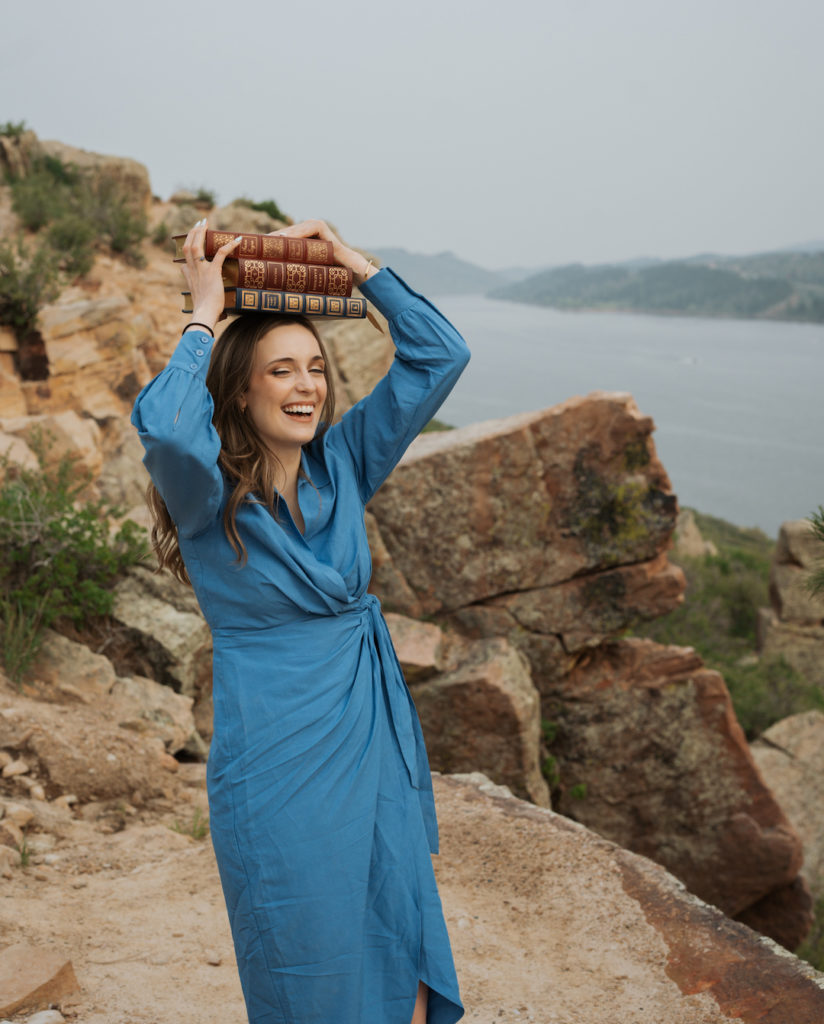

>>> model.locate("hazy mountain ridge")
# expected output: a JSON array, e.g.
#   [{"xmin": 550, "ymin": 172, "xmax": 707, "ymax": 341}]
[
  {"xmin": 490, "ymin": 248, "xmax": 824, "ymax": 323},
  {"xmin": 369, "ymin": 247, "xmax": 538, "ymax": 295},
  {"xmin": 372, "ymin": 243, "xmax": 824, "ymax": 321}
]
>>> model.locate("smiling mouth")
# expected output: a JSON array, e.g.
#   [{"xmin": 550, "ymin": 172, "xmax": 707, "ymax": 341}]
[{"xmin": 282, "ymin": 404, "xmax": 315, "ymax": 420}]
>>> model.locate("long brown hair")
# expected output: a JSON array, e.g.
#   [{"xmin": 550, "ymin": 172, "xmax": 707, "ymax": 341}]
[{"xmin": 147, "ymin": 314, "xmax": 336, "ymax": 583}]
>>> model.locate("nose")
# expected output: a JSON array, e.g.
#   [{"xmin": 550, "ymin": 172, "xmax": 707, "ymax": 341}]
[{"xmin": 295, "ymin": 368, "xmax": 316, "ymax": 392}]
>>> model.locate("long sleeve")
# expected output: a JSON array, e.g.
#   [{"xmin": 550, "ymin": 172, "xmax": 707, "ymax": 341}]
[
  {"xmin": 130, "ymin": 329, "xmax": 224, "ymax": 538},
  {"xmin": 324, "ymin": 268, "xmax": 470, "ymax": 505}
]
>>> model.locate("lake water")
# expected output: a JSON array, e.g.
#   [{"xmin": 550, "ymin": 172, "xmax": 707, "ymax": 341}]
[{"xmin": 434, "ymin": 295, "xmax": 824, "ymax": 538}]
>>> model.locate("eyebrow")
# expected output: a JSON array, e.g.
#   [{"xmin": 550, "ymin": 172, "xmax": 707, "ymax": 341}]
[{"xmin": 263, "ymin": 355, "xmax": 325, "ymax": 369}]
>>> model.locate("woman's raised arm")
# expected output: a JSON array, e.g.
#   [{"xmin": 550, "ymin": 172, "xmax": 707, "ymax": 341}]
[
  {"xmin": 131, "ymin": 223, "xmax": 242, "ymax": 538},
  {"xmin": 274, "ymin": 219, "xmax": 470, "ymax": 505}
]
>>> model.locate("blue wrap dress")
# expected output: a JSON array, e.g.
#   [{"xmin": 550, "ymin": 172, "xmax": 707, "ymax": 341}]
[{"xmin": 131, "ymin": 268, "xmax": 469, "ymax": 1024}]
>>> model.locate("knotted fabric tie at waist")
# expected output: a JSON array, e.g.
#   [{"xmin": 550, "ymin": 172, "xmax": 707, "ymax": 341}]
[{"xmin": 357, "ymin": 593, "xmax": 421, "ymax": 789}]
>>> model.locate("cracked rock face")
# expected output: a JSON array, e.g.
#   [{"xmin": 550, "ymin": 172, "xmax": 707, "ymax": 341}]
[{"xmin": 367, "ymin": 394, "xmax": 807, "ymax": 948}]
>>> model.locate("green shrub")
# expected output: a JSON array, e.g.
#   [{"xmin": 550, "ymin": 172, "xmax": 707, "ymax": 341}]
[
  {"xmin": 46, "ymin": 213, "xmax": 97, "ymax": 277},
  {"xmin": 172, "ymin": 807, "xmax": 209, "ymax": 840},
  {"xmin": 194, "ymin": 187, "xmax": 216, "ymax": 206},
  {"xmin": 81, "ymin": 176, "xmax": 147, "ymax": 263},
  {"xmin": 0, "ymin": 238, "xmax": 61, "ymax": 334},
  {"xmin": 0, "ymin": 431, "xmax": 148, "ymax": 682},
  {"xmin": 808, "ymin": 506, "xmax": 824, "ymax": 597},
  {"xmin": 10, "ymin": 153, "xmax": 147, "ymax": 265},
  {"xmin": 152, "ymin": 219, "xmax": 171, "ymax": 248},
  {"xmin": 0, "ymin": 120, "xmax": 27, "ymax": 139},
  {"xmin": 234, "ymin": 196, "xmax": 288, "ymax": 222},
  {"xmin": 635, "ymin": 515, "xmax": 824, "ymax": 738},
  {"xmin": 9, "ymin": 156, "xmax": 78, "ymax": 231}
]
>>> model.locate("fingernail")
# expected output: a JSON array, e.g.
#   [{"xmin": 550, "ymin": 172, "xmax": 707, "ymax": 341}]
[{"xmin": 234, "ymin": 235, "xmax": 243, "ymax": 242}]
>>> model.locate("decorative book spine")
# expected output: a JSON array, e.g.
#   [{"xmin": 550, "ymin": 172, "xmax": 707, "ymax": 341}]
[
  {"xmin": 182, "ymin": 289, "xmax": 367, "ymax": 319},
  {"xmin": 223, "ymin": 259, "xmax": 353, "ymax": 297},
  {"xmin": 173, "ymin": 231, "xmax": 335, "ymax": 265}
]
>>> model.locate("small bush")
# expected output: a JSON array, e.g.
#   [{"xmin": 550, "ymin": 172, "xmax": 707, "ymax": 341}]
[
  {"xmin": 152, "ymin": 219, "xmax": 171, "ymax": 248},
  {"xmin": 46, "ymin": 213, "xmax": 97, "ymax": 277},
  {"xmin": 0, "ymin": 120, "xmax": 27, "ymax": 139},
  {"xmin": 233, "ymin": 196, "xmax": 288, "ymax": 222},
  {"xmin": 0, "ymin": 238, "xmax": 61, "ymax": 335},
  {"xmin": 0, "ymin": 431, "xmax": 148, "ymax": 682},
  {"xmin": 82, "ymin": 176, "xmax": 147, "ymax": 263},
  {"xmin": 808, "ymin": 506, "xmax": 824, "ymax": 597},
  {"xmin": 172, "ymin": 807, "xmax": 209, "ymax": 840},
  {"xmin": 635, "ymin": 513, "xmax": 824, "ymax": 738},
  {"xmin": 11, "ymin": 153, "xmax": 147, "ymax": 263},
  {"xmin": 9, "ymin": 156, "xmax": 78, "ymax": 231},
  {"xmin": 185, "ymin": 186, "xmax": 216, "ymax": 207}
]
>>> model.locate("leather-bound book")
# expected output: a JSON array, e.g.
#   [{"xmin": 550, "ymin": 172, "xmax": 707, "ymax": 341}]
[
  {"xmin": 173, "ymin": 231, "xmax": 335, "ymax": 265},
  {"xmin": 222, "ymin": 259, "xmax": 353, "ymax": 296},
  {"xmin": 182, "ymin": 288, "xmax": 367, "ymax": 319}
]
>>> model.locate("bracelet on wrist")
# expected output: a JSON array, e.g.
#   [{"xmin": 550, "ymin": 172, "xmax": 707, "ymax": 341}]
[{"xmin": 183, "ymin": 321, "xmax": 215, "ymax": 337}]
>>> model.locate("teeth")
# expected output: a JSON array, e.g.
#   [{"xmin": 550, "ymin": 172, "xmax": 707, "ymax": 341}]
[{"xmin": 283, "ymin": 405, "xmax": 314, "ymax": 414}]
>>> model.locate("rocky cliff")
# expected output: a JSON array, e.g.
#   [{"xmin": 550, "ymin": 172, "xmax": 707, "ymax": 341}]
[{"xmin": 0, "ymin": 131, "xmax": 821, "ymax": 1017}]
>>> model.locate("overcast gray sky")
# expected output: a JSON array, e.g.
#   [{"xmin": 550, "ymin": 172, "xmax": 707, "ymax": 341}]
[{"xmin": 3, "ymin": 0, "xmax": 822, "ymax": 269}]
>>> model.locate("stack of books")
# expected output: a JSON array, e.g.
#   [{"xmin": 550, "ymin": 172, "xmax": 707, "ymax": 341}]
[{"xmin": 175, "ymin": 230, "xmax": 368, "ymax": 319}]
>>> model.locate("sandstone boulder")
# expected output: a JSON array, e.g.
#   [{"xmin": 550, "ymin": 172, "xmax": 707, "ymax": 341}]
[
  {"xmin": 0, "ymin": 683, "xmax": 177, "ymax": 805},
  {"xmin": 0, "ymin": 369, "xmax": 26, "ymax": 416},
  {"xmin": 757, "ymin": 521, "xmax": 824, "ymax": 692},
  {"xmin": 769, "ymin": 520, "xmax": 824, "ymax": 624},
  {"xmin": 110, "ymin": 567, "xmax": 213, "ymax": 740},
  {"xmin": 0, "ymin": 429, "xmax": 38, "ymax": 476},
  {"xmin": 413, "ymin": 638, "xmax": 549, "ymax": 806},
  {"xmin": 39, "ymin": 138, "xmax": 152, "ymax": 211},
  {"xmin": 0, "ymin": 943, "xmax": 79, "ymax": 1017},
  {"xmin": 110, "ymin": 674, "xmax": 196, "ymax": 755},
  {"xmin": 435, "ymin": 775, "xmax": 824, "ymax": 1024},
  {"xmin": 368, "ymin": 392, "xmax": 678, "ymax": 615},
  {"xmin": 0, "ymin": 409, "xmax": 103, "ymax": 479},
  {"xmin": 542, "ymin": 636, "xmax": 808, "ymax": 946},
  {"xmin": 674, "ymin": 506, "xmax": 718, "ymax": 558},
  {"xmin": 28, "ymin": 631, "xmax": 116, "ymax": 704},
  {"xmin": 0, "ymin": 129, "xmax": 41, "ymax": 180},
  {"xmin": 757, "ymin": 610, "xmax": 824, "ymax": 691},
  {"xmin": 28, "ymin": 295, "xmax": 152, "ymax": 419},
  {"xmin": 384, "ymin": 613, "xmax": 447, "ymax": 683},
  {"xmin": 751, "ymin": 710, "xmax": 824, "ymax": 902}
]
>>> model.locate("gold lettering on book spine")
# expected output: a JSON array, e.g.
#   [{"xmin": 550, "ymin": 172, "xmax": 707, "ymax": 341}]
[
  {"xmin": 286, "ymin": 239, "xmax": 304, "ymax": 262},
  {"xmin": 307, "ymin": 267, "xmax": 325, "ymax": 293},
  {"xmin": 262, "ymin": 292, "xmax": 283, "ymax": 311}
]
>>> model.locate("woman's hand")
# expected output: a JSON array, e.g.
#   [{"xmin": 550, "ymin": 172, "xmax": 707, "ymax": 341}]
[
  {"xmin": 180, "ymin": 219, "xmax": 243, "ymax": 330},
  {"xmin": 268, "ymin": 219, "xmax": 376, "ymax": 286}
]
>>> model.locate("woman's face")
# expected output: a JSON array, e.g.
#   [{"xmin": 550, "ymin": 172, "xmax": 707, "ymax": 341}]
[{"xmin": 241, "ymin": 323, "xmax": 328, "ymax": 458}]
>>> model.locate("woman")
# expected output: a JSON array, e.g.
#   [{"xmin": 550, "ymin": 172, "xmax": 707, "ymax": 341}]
[{"xmin": 132, "ymin": 218, "xmax": 470, "ymax": 1024}]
